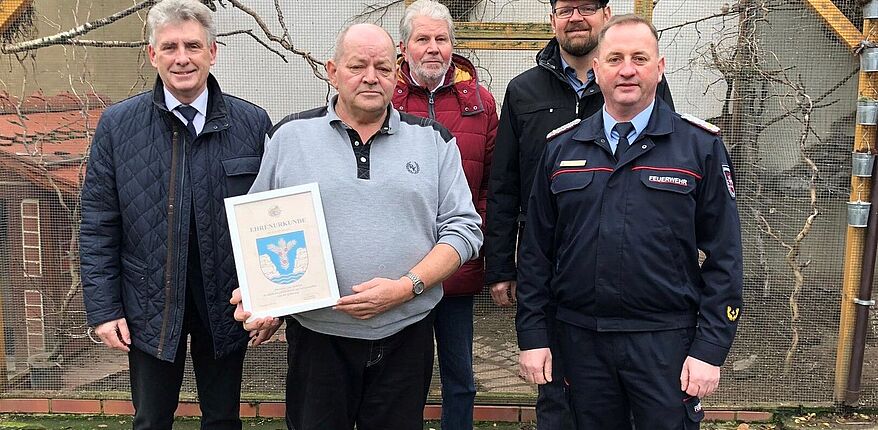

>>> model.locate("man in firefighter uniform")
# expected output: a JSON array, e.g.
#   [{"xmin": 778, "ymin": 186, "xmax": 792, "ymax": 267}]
[{"xmin": 516, "ymin": 14, "xmax": 743, "ymax": 430}]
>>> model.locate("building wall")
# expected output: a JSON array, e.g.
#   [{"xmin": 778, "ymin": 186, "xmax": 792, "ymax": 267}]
[
  {"xmin": 0, "ymin": 183, "xmax": 78, "ymax": 368},
  {"xmin": 2, "ymin": 0, "xmax": 149, "ymax": 103}
]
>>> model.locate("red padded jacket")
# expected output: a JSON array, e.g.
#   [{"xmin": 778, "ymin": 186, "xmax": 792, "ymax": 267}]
[{"xmin": 393, "ymin": 54, "xmax": 498, "ymax": 296}]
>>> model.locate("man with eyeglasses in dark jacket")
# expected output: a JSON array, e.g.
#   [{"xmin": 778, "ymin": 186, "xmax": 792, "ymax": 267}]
[{"xmin": 484, "ymin": 1, "xmax": 674, "ymax": 427}]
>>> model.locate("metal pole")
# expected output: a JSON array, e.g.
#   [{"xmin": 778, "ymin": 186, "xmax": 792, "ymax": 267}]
[{"xmin": 845, "ymin": 157, "xmax": 878, "ymax": 405}]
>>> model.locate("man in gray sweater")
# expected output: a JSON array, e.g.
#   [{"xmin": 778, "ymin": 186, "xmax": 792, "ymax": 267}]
[{"xmin": 231, "ymin": 23, "xmax": 482, "ymax": 430}]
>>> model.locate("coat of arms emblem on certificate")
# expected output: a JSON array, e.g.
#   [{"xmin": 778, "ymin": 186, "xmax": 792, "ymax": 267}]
[{"xmin": 225, "ymin": 183, "xmax": 340, "ymax": 320}]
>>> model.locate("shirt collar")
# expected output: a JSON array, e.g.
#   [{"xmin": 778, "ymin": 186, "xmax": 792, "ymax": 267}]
[
  {"xmin": 327, "ymin": 95, "xmax": 398, "ymax": 135},
  {"xmin": 602, "ymin": 99, "xmax": 656, "ymax": 142},
  {"xmin": 163, "ymin": 86, "xmax": 208, "ymax": 117},
  {"xmin": 559, "ymin": 57, "xmax": 594, "ymax": 95}
]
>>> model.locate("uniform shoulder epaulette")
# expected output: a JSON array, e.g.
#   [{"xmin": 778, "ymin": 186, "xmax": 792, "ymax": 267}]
[
  {"xmin": 680, "ymin": 113, "xmax": 721, "ymax": 135},
  {"xmin": 546, "ymin": 118, "xmax": 581, "ymax": 140}
]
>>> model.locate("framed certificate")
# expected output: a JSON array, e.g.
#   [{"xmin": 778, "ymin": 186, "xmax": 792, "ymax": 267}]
[{"xmin": 225, "ymin": 183, "xmax": 340, "ymax": 321}]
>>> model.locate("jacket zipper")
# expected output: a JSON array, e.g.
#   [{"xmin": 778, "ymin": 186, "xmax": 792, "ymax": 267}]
[
  {"xmin": 540, "ymin": 59, "xmax": 582, "ymax": 116},
  {"xmin": 428, "ymin": 92, "xmax": 436, "ymax": 119},
  {"xmin": 157, "ymin": 125, "xmax": 186, "ymax": 357}
]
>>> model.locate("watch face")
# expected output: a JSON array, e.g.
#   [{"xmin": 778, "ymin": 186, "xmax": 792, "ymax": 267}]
[{"xmin": 413, "ymin": 282, "xmax": 425, "ymax": 295}]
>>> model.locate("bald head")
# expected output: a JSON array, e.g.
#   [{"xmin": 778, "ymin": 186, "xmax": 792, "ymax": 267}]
[
  {"xmin": 333, "ymin": 23, "xmax": 396, "ymax": 63},
  {"xmin": 327, "ymin": 23, "xmax": 398, "ymax": 125}
]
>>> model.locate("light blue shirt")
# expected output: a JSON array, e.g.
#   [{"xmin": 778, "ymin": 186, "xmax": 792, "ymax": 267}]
[
  {"xmin": 560, "ymin": 57, "xmax": 594, "ymax": 97},
  {"xmin": 602, "ymin": 99, "xmax": 656, "ymax": 153},
  {"xmin": 163, "ymin": 87, "xmax": 208, "ymax": 135}
]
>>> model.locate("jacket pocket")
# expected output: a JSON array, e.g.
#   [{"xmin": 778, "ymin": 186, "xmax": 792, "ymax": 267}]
[
  {"xmin": 550, "ymin": 171, "xmax": 593, "ymax": 194},
  {"xmin": 120, "ymin": 253, "xmax": 148, "ymax": 326},
  {"xmin": 638, "ymin": 169, "xmax": 697, "ymax": 194},
  {"xmin": 222, "ymin": 156, "xmax": 262, "ymax": 197}
]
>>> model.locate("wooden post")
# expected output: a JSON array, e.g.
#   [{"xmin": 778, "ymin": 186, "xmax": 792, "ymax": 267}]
[
  {"xmin": 803, "ymin": 0, "xmax": 862, "ymax": 50},
  {"xmin": 0, "ymin": 0, "xmax": 30, "ymax": 32},
  {"xmin": 834, "ymin": 18, "xmax": 878, "ymax": 402},
  {"xmin": 633, "ymin": 0, "xmax": 654, "ymax": 22}
]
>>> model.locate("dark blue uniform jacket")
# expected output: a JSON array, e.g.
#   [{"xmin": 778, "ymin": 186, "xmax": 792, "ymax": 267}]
[
  {"xmin": 80, "ymin": 75, "xmax": 272, "ymax": 362},
  {"xmin": 516, "ymin": 99, "xmax": 743, "ymax": 366}
]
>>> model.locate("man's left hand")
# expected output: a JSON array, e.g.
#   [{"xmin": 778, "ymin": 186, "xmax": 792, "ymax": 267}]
[
  {"xmin": 334, "ymin": 277, "xmax": 411, "ymax": 319},
  {"xmin": 680, "ymin": 356, "xmax": 720, "ymax": 398}
]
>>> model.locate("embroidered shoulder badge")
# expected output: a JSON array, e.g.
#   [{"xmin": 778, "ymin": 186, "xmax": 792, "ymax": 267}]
[
  {"xmin": 727, "ymin": 306, "xmax": 740, "ymax": 322},
  {"xmin": 546, "ymin": 118, "xmax": 581, "ymax": 140},
  {"xmin": 681, "ymin": 113, "xmax": 721, "ymax": 135},
  {"xmin": 722, "ymin": 164, "xmax": 736, "ymax": 199}
]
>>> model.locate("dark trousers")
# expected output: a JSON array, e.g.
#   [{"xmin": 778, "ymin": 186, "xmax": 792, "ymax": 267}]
[
  {"xmin": 434, "ymin": 295, "xmax": 477, "ymax": 430},
  {"xmin": 128, "ymin": 302, "xmax": 246, "ymax": 430},
  {"xmin": 284, "ymin": 313, "xmax": 435, "ymax": 430},
  {"xmin": 558, "ymin": 322, "xmax": 701, "ymax": 430},
  {"xmin": 536, "ymin": 305, "xmax": 574, "ymax": 430},
  {"xmin": 536, "ymin": 378, "xmax": 574, "ymax": 429}
]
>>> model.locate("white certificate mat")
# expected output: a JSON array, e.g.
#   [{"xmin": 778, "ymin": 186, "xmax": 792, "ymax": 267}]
[{"xmin": 225, "ymin": 183, "xmax": 339, "ymax": 321}]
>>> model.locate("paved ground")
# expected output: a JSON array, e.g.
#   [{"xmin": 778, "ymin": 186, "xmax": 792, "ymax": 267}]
[{"xmin": 1, "ymin": 413, "xmax": 878, "ymax": 429}]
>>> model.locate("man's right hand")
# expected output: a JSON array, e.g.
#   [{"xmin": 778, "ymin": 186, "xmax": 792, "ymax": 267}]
[
  {"xmin": 489, "ymin": 281, "xmax": 516, "ymax": 307},
  {"xmin": 94, "ymin": 318, "xmax": 131, "ymax": 352},
  {"xmin": 519, "ymin": 347, "xmax": 552, "ymax": 385}
]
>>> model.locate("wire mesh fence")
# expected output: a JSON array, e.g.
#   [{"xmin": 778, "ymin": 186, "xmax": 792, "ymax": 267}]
[{"xmin": 0, "ymin": 0, "xmax": 872, "ymax": 409}]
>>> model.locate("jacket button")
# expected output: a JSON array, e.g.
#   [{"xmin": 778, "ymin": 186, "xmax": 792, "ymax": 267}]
[
  {"xmin": 397, "ymin": 89, "xmax": 403, "ymax": 93},
  {"xmin": 472, "ymin": 106, "xmax": 478, "ymax": 110},
  {"xmin": 462, "ymin": 89, "xmax": 468, "ymax": 93},
  {"xmin": 465, "ymin": 107, "xmax": 470, "ymax": 111},
  {"xmin": 642, "ymin": 144, "xmax": 647, "ymax": 149},
  {"xmin": 213, "ymin": 125, "xmax": 218, "ymax": 130}
]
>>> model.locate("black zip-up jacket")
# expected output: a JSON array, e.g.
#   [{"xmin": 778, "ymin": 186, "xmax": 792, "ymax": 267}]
[
  {"xmin": 80, "ymin": 75, "xmax": 272, "ymax": 361},
  {"xmin": 517, "ymin": 99, "xmax": 743, "ymax": 366},
  {"xmin": 485, "ymin": 38, "xmax": 674, "ymax": 285}
]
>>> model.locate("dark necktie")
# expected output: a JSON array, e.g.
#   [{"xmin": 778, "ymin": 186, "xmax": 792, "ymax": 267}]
[
  {"xmin": 613, "ymin": 122, "xmax": 635, "ymax": 161},
  {"xmin": 176, "ymin": 105, "xmax": 199, "ymax": 139}
]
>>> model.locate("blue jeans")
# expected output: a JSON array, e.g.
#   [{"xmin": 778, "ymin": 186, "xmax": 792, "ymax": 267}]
[{"xmin": 434, "ymin": 295, "xmax": 477, "ymax": 430}]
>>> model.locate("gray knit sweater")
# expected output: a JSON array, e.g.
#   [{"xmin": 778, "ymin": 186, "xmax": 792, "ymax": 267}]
[{"xmin": 249, "ymin": 97, "xmax": 483, "ymax": 339}]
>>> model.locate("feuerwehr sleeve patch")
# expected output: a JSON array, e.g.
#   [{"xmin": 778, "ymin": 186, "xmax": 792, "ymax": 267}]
[
  {"xmin": 546, "ymin": 118, "xmax": 581, "ymax": 140},
  {"xmin": 681, "ymin": 113, "xmax": 721, "ymax": 134},
  {"xmin": 722, "ymin": 164, "xmax": 736, "ymax": 199}
]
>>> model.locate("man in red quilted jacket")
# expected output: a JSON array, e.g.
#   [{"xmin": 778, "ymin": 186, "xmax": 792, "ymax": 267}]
[{"xmin": 392, "ymin": 1, "xmax": 498, "ymax": 428}]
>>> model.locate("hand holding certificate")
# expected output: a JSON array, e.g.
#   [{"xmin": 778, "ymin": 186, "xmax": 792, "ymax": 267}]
[{"xmin": 225, "ymin": 183, "xmax": 340, "ymax": 322}]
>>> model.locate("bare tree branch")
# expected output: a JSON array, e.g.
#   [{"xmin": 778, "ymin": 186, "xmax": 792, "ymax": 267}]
[
  {"xmin": 1, "ymin": 0, "xmax": 157, "ymax": 54},
  {"xmin": 225, "ymin": 0, "xmax": 328, "ymax": 82}
]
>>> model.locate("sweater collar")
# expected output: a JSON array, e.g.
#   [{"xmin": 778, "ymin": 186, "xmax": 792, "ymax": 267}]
[{"xmin": 327, "ymin": 95, "xmax": 399, "ymax": 135}]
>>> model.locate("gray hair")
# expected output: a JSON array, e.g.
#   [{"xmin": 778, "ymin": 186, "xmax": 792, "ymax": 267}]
[
  {"xmin": 147, "ymin": 0, "xmax": 217, "ymax": 46},
  {"xmin": 400, "ymin": 0, "xmax": 456, "ymax": 45}
]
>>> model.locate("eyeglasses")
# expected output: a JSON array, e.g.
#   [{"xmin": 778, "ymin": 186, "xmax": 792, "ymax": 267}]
[{"xmin": 553, "ymin": 4, "xmax": 602, "ymax": 18}]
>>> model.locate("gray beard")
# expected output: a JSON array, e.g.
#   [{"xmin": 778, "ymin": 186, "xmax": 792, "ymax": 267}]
[{"xmin": 412, "ymin": 62, "xmax": 451, "ymax": 86}]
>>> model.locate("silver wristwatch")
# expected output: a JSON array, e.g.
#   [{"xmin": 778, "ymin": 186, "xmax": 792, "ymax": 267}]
[{"xmin": 404, "ymin": 271, "xmax": 425, "ymax": 296}]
